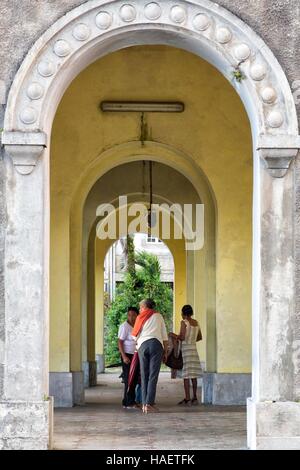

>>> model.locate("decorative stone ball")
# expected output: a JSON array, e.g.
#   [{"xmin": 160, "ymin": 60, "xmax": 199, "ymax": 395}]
[
  {"xmin": 73, "ymin": 23, "xmax": 90, "ymax": 41},
  {"xmin": 144, "ymin": 2, "xmax": 162, "ymax": 20},
  {"xmin": 216, "ymin": 27, "xmax": 232, "ymax": 44},
  {"xmin": 20, "ymin": 107, "xmax": 37, "ymax": 124},
  {"xmin": 95, "ymin": 11, "xmax": 113, "ymax": 29},
  {"xmin": 261, "ymin": 87, "xmax": 277, "ymax": 104},
  {"xmin": 267, "ymin": 110, "xmax": 284, "ymax": 128},
  {"xmin": 53, "ymin": 40, "xmax": 71, "ymax": 57},
  {"xmin": 27, "ymin": 82, "xmax": 44, "ymax": 100},
  {"xmin": 234, "ymin": 43, "xmax": 251, "ymax": 61},
  {"xmin": 119, "ymin": 4, "xmax": 136, "ymax": 22},
  {"xmin": 170, "ymin": 5, "xmax": 186, "ymax": 24},
  {"xmin": 193, "ymin": 14, "xmax": 211, "ymax": 31},
  {"xmin": 38, "ymin": 61, "xmax": 56, "ymax": 77},
  {"xmin": 250, "ymin": 63, "xmax": 267, "ymax": 81}
]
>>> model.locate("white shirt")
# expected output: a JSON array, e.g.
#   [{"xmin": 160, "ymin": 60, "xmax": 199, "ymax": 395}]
[
  {"xmin": 134, "ymin": 313, "xmax": 168, "ymax": 350},
  {"xmin": 118, "ymin": 321, "xmax": 136, "ymax": 355}
]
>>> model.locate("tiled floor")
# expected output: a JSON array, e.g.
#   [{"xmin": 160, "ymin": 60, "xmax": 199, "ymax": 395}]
[{"xmin": 53, "ymin": 372, "xmax": 247, "ymax": 450}]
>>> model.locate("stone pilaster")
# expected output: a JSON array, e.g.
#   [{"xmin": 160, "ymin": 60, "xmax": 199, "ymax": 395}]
[
  {"xmin": 248, "ymin": 140, "xmax": 300, "ymax": 449},
  {"xmin": 0, "ymin": 135, "xmax": 50, "ymax": 448}
]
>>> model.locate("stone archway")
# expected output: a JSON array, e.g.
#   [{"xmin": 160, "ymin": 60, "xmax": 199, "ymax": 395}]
[
  {"xmin": 68, "ymin": 142, "xmax": 216, "ymax": 399},
  {"xmin": 1, "ymin": 0, "xmax": 300, "ymax": 450}
]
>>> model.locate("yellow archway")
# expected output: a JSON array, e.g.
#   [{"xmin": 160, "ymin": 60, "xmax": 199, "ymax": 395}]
[
  {"xmin": 49, "ymin": 45, "xmax": 254, "ymax": 412},
  {"xmin": 88, "ymin": 206, "xmax": 188, "ymax": 373},
  {"xmin": 66, "ymin": 144, "xmax": 216, "ymax": 376}
]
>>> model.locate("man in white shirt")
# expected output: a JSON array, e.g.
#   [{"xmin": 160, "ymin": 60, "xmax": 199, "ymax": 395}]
[
  {"xmin": 132, "ymin": 299, "xmax": 168, "ymax": 413},
  {"xmin": 118, "ymin": 307, "xmax": 138, "ymax": 408}
]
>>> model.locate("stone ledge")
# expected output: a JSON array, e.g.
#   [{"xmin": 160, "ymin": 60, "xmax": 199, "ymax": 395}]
[
  {"xmin": 256, "ymin": 437, "xmax": 300, "ymax": 450},
  {"xmin": 1, "ymin": 131, "xmax": 47, "ymax": 147},
  {"xmin": 0, "ymin": 437, "xmax": 48, "ymax": 450},
  {"xmin": 247, "ymin": 399, "xmax": 300, "ymax": 450},
  {"xmin": 256, "ymin": 401, "xmax": 300, "ymax": 437},
  {"xmin": 0, "ymin": 401, "xmax": 50, "ymax": 445}
]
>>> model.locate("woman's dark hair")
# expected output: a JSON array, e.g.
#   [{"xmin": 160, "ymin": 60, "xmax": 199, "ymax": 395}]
[
  {"xmin": 182, "ymin": 304, "xmax": 193, "ymax": 317},
  {"xmin": 128, "ymin": 306, "xmax": 139, "ymax": 314}
]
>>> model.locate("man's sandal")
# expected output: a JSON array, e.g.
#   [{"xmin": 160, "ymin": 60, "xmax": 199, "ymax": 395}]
[{"xmin": 177, "ymin": 399, "xmax": 191, "ymax": 406}]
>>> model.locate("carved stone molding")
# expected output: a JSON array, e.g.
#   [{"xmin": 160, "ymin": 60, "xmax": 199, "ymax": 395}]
[
  {"xmin": 2, "ymin": 0, "xmax": 299, "ymax": 140},
  {"xmin": 259, "ymin": 148, "xmax": 298, "ymax": 178},
  {"xmin": 257, "ymin": 135, "xmax": 300, "ymax": 178},
  {"xmin": 2, "ymin": 1, "xmax": 300, "ymax": 178},
  {"xmin": 2, "ymin": 131, "xmax": 46, "ymax": 175}
]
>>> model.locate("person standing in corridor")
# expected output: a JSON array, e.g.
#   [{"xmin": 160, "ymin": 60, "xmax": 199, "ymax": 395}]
[
  {"xmin": 132, "ymin": 299, "xmax": 168, "ymax": 414},
  {"xmin": 118, "ymin": 306, "xmax": 139, "ymax": 409},
  {"xmin": 174, "ymin": 304, "xmax": 202, "ymax": 406}
]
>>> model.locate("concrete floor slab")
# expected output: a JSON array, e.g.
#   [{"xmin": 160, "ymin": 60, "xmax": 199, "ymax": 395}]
[{"xmin": 53, "ymin": 372, "xmax": 247, "ymax": 450}]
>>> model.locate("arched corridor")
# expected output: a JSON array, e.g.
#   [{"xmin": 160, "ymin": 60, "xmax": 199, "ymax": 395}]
[
  {"xmin": 1, "ymin": 0, "xmax": 299, "ymax": 450},
  {"xmin": 49, "ymin": 45, "xmax": 253, "ymax": 412}
]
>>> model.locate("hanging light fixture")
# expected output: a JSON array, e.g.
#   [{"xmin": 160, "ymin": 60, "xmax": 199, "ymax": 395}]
[
  {"xmin": 100, "ymin": 101, "xmax": 184, "ymax": 234},
  {"xmin": 147, "ymin": 161, "xmax": 156, "ymax": 231},
  {"xmin": 101, "ymin": 101, "xmax": 184, "ymax": 113}
]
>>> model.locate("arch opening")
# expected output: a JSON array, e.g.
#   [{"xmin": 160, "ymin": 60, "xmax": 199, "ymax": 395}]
[{"xmin": 48, "ymin": 44, "xmax": 252, "ymax": 444}]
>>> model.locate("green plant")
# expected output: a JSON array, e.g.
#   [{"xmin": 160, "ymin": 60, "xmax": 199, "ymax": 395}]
[
  {"xmin": 134, "ymin": 251, "xmax": 173, "ymax": 332},
  {"xmin": 232, "ymin": 67, "xmax": 246, "ymax": 83}
]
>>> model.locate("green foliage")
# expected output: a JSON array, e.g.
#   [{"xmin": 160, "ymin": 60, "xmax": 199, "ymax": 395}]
[
  {"xmin": 126, "ymin": 234, "xmax": 135, "ymax": 276},
  {"xmin": 232, "ymin": 67, "xmax": 246, "ymax": 83},
  {"xmin": 104, "ymin": 249, "xmax": 173, "ymax": 366},
  {"xmin": 134, "ymin": 251, "xmax": 173, "ymax": 332}
]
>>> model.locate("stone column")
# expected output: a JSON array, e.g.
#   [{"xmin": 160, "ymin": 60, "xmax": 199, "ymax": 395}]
[
  {"xmin": 95, "ymin": 237, "xmax": 105, "ymax": 374},
  {"xmin": 0, "ymin": 131, "xmax": 52, "ymax": 449},
  {"xmin": 86, "ymin": 229, "xmax": 97, "ymax": 387},
  {"xmin": 248, "ymin": 136, "xmax": 300, "ymax": 450}
]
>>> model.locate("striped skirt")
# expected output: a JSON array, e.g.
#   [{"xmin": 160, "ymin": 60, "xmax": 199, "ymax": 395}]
[{"xmin": 181, "ymin": 343, "xmax": 202, "ymax": 379}]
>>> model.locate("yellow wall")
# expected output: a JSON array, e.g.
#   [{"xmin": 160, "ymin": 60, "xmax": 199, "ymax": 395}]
[{"xmin": 50, "ymin": 45, "xmax": 252, "ymax": 373}]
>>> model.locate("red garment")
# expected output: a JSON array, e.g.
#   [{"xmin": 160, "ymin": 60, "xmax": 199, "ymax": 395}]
[
  {"xmin": 128, "ymin": 351, "xmax": 140, "ymax": 394},
  {"xmin": 131, "ymin": 308, "xmax": 156, "ymax": 337}
]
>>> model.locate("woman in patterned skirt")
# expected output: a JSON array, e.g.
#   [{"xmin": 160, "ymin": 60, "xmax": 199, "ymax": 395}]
[{"xmin": 174, "ymin": 304, "xmax": 202, "ymax": 406}]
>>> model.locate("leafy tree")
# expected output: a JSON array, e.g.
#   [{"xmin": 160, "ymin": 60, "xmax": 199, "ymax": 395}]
[
  {"xmin": 126, "ymin": 234, "xmax": 136, "ymax": 276},
  {"xmin": 119, "ymin": 234, "xmax": 135, "ymax": 275},
  {"xmin": 104, "ymin": 243, "xmax": 173, "ymax": 366},
  {"xmin": 134, "ymin": 251, "xmax": 173, "ymax": 332}
]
